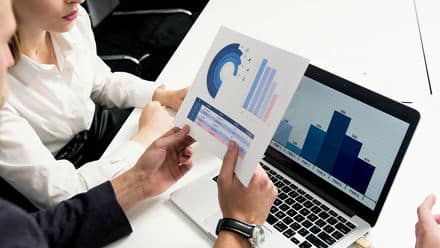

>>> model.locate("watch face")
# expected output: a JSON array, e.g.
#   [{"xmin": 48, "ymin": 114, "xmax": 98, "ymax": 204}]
[{"xmin": 251, "ymin": 225, "xmax": 265, "ymax": 247}]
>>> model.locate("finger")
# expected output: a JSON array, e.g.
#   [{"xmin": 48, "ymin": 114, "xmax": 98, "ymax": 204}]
[
  {"xmin": 156, "ymin": 125, "xmax": 192, "ymax": 148},
  {"xmin": 417, "ymin": 194, "xmax": 437, "ymax": 228},
  {"xmin": 219, "ymin": 141, "xmax": 239, "ymax": 182},
  {"xmin": 179, "ymin": 163, "xmax": 192, "ymax": 175},
  {"xmin": 179, "ymin": 154, "xmax": 192, "ymax": 164},
  {"xmin": 182, "ymin": 147, "xmax": 193, "ymax": 158},
  {"xmin": 433, "ymin": 214, "xmax": 440, "ymax": 224}
]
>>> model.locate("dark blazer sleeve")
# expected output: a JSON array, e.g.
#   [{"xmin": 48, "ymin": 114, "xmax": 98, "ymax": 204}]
[{"xmin": 31, "ymin": 181, "xmax": 133, "ymax": 248}]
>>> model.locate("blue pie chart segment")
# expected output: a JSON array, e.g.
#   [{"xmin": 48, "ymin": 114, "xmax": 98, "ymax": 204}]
[{"xmin": 207, "ymin": 43, "xmax": 243, "ymax": 98}]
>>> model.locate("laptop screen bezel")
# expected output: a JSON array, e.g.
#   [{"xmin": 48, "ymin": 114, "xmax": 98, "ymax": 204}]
[{"xmin": 264, "ymin": 64, "xmax": 420, "ymax": 226}]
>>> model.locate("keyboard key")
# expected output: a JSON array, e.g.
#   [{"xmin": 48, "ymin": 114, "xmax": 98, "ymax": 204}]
[
  {"xmin": 337, "ymin": 216, "xmax": 347, "ymax": 223},
  {"xmin": 323, "ymin": 225, "xmax": 335, "ymax": 234},
  {"xmin": 310, "ymin": 225, "xmax": 321, "ymax": 234},
  {"xmin": 304, "ymin": 200, "xmax": 313, "ymax": 208},
  {"xmin": 298, "ymin": 228, "xmax": 310, "ymax": 237},
  {"xmin": 294, "ymin": 215, "xmax": 305, "ymax": 222},
  {"xmin": 276, "ymin": 174, "xmax": 283, "ymax": 180},
  {"xmin": 283, "ymin": 229, "xmax": 295, "ymax": 238},
  {"xmin": 279, "ymin": 204, "xmax": 289, "ymax": 211},
  {"xmin": 267, "ymin": 213, "xmax": 277, "ymax": 224},
  {"xmin": 315, "ymin": 219, "xmax": 327, "ymax": 227},
  {"xmin": 296, "ymin": 196, "xmax": 306, "ymax": 203},
  {"xmin": 306, "ymin": 234, "xmax": 329, "ymax": 248},
  {"xmin": 321, "ymin": 205, "xmax": 329, "ymax": 211},
  {"xmin": 275, "ymin": 181, "xmax": 285, "ymax": 188},
  {"xmin": 335, "ymin": 223, "xmax": 351, "ymax": 234},
  {"xmin": 293, "ymin": 203, "xmax": 303, "ymax": 210},
  {"xmin": 300, "ymin": 208, "xmax": 311, "ymax": 216},
  {"xmin": 302, "ymin": 220, "xmax": 313, "ymax": 228},
  {"xmin": 278, "ymin": 192, "xmax": 288, "ymax": 200},
  {"xmin": 285, "ymin": 197, "xmax": 295, "ymax": 205},
  {"xmin": 290, "ymin": 222, "xmax": 301, "ymax": 230},
  {"xmin": 274, "ymin": 222, "xmax": 288, "ymax": 232},
  {"xmin": 270, "ymin": 206, "xmax": 278, "ymax": 214},
  {"xmin": 282, "ymin": 216, "xmax": 293, "ymax": 225},
  {"xmin": 307, "ymin": 213, "xmax": 318, "ymax": 222},
  {"xmin": 299, "ymin": 241, "xmax": 312, "ymax": 248},
  {"xmin": 281, "ymin": 185, "xmax": 292, "ymax": 193},
  {"xmin": 312, "ymin": 199, "xmax": 321, "ymax": 205},
  {"xmin": 291, "ymin": 184, "xmax": 298, "ymax": 190},
  {"xmin": 275, "ymin": 211, "xmax": 286, "ymax": 219},
  {"xmin": 346, "ymin": 222, "xmax": 356, "ymax": 229},
  {"xmin": 287, "ymin": 209, "xmax": 297, "ymax": 217},
  {"xmin": 289, "ymin": 191, "xmax": 299, "ymax": 198},
  {"xmin": 297, "ymin": 189, "xmax": 305, "ymax": 194},
  {"xmin": 328, "ymin": 210, "xmax": 338, "ymax": 217},
  {"xmin": 332, "ymin": 230, "xmax": 344, "ymax": 240},
  {"xmin": 282, "ymin": 178, "xmax": 291, "ymax": 185},
  {"xmin": 274, "ymin": 199, "xmax": 282, "ymax": 206},
  {"xmin": 305, "ymin": 193, "xmax": 313, "ymax": 200},
  {"xmin": 318, "ymin": 212, "xmax": 329, "ymax": 220},
  {"xmin": 318, "ymin": 231, "xmax": 336, "ymax": 245},
  {"xmin": 311, "ymin": 206, "xmax": 321, "ymax": 214},
  {"xmin": 291, "ymin": 236, "xmax": 300, "ymax": 244},
  {"xmin": 326, "ymin": 217, "xmax": 337, "ymax": 225}
]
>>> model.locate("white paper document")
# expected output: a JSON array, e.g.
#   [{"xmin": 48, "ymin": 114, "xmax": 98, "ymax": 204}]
[{"xmin": 175, "ymin": 27, "xmax": 309, "ymax": 185}]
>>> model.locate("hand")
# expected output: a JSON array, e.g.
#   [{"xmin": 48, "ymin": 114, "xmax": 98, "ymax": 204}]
[
  {"xmin": 217, "ymin": 141, "xmax": 278, "ymax": 225},
  {"xmin": 415, "ymin": 194, "xmax": 440, "ymax": 248},
  {"xmin": 132, "ymin": 101, "xmax": 173, "ymax": 145},
  {"xmin": 153, "ymin": 86, "xmax": 189, "ymax": 111},
  {"xmin": 133, "ymin": 125, "xmax": 195, "ymax": 198}
]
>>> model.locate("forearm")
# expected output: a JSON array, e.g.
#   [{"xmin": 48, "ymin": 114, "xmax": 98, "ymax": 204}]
[
  {"xmin": 213, "ymin": 231, "xmax": 251, "ymax": 248},
  {"xmin": 111, "ymin": 167, "xmax": 146, "ymax": 212}
]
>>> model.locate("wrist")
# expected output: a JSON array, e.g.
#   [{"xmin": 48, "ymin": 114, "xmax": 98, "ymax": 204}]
[
  {"xmin": 216, "ymin": 231, "xmax": 251, "ymax": 248},
  {"xmin": 152, "ymin": 86, "xmax": 168, "ymax": 105},
  {"xmin": 111, "ymin": 167, "xmax": 147, "ymax": 212}
]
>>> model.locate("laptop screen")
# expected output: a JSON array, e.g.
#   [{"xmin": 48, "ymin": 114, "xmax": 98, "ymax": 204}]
[{"xmin": 269, "ymin": 75, "xmax": 410, "ymax": 211}]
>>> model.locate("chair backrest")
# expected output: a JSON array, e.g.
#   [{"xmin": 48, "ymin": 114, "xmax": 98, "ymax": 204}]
[{"xmin": 86, "ymin": 0, "xmax": 120, "ymax": 27}]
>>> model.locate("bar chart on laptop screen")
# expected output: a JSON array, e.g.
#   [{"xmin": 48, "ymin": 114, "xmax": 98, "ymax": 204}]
[{"xmin": 270, "ymin": 77, "xmax": 409, "ymax": 210}]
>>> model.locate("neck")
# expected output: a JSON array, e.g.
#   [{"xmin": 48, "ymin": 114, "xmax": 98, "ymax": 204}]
[{"xmin": 18, "ymin": 24, "xmax": 49, "ymax": 59}]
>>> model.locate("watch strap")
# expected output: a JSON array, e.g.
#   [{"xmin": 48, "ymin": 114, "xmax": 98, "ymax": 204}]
[{"xmin": 215, "ymin": 218, "xmax": 255, "ymax": 239}]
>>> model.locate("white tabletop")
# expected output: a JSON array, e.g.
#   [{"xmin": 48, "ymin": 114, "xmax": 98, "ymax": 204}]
[
  {"xmin": 105, "ymin": 0, "xmax": 438, "ymax": 247},
  {"xmin": 415, "ymin": 0, "xmax": 440, "ymax": 95}
]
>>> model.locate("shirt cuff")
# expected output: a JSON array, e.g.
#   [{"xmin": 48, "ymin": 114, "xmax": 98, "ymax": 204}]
[
  {"xmin": 127, "ymin": 75, "xmax": 161, "ymax": 108},
  {"xmin": 78, "ymin": 141, "xmax": 147, "ymax": 189}
]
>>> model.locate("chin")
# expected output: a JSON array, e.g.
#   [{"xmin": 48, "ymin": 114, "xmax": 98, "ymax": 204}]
[{"xmin": 55, "ymin": 23, "xmax": 75, "ymax": 33}]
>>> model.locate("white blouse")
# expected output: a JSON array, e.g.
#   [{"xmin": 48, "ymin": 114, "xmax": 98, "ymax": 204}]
[{"xmin": 0, "ymin": 7, "xmax": 158, "ymax": 207}]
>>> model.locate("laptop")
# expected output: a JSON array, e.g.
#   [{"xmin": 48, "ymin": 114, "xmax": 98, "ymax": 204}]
[{"xmin": 171, "ymin": 64, "xmax": 420, "ymax": 247}]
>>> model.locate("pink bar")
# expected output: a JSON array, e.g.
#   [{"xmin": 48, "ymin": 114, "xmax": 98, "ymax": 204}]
[{"xmin": 263, "ymin": 94, "xmax": 278, "ymax": 121}]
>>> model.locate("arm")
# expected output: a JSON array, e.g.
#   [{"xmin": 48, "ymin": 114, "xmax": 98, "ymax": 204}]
[
  {"xmin": 32, "ymin": 182, "xmax": 132, "ymax": 248},
  {"xmin": 0, "ymin": 103, "xmax": 147, "ymax": 208}
]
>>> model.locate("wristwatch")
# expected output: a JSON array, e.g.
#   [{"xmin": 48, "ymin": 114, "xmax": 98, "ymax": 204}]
[{"xmin": 215, "ymin": 218, "xmax": 265, "ymax": 247}]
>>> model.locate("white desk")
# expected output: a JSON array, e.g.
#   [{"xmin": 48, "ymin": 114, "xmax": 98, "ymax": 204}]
[
  {"xmin": 106, "ymin": 0, "xmax": 437, "ymax": 247},
  {"xmin": 415, "ymin": 0, "xmax": 440, "ymax": 95}
]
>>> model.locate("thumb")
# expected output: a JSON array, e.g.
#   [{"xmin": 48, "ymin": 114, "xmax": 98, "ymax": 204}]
[
  {"xmin": 219, "ymin": 141, "xmax": 239, "ymax": 181},
  {"xmin": 155, "ymin": 125, "xmax": 191, "ymax": 148}
]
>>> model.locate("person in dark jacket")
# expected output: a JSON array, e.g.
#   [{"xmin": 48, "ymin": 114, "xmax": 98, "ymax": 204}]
[{"xmin": 0, "ymin": 1, "xmax": 277, "ymax": 247}]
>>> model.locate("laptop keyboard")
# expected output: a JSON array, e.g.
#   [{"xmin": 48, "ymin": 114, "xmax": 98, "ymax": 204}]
[
  {"xmin": 214, "ymin": 164, "xmax": 357, "ymax": 248},
  {"xmin": 262, "ymin": 163, "xmax": 357, "ymax": 248}
]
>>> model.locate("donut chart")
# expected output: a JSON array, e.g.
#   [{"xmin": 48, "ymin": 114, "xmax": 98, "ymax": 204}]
[{"xmin": 206, "ymin": 43, "xmax": 243, "ymax": 98}]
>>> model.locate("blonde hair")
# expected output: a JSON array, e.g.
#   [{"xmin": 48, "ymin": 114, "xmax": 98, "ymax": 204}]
[{"xmin": 8, "ymin": 32, "xmax": 20, "ymax": 64}]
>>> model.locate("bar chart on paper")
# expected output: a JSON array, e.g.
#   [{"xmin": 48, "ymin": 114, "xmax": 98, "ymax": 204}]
[
  {"xmin": 243, "ymin": 58, "xmax": 279, "ymax": 121},
  {"xmin": 272, "ymin": 110, "xmax": 376, "ymax": 196}
]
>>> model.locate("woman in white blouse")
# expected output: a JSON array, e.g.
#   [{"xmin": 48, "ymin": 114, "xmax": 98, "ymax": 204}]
[{"xmin": 0, "ymin": 0, "xmax": 188, "ymax": 208}]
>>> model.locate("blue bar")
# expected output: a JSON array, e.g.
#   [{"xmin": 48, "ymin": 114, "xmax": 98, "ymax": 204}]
[
  {"xmin": 316, "ymin": 111, "xmax": 351, "ymax": 173},
  {"xmin": 243, "ymin": 59, "xmax": 268, "ymax": 109},
  {"xmin": 254, "ymin": 68, "xmax": 276, "ymax": 116},
  {"xmin": 248, "ymin": 66, "xmax": 271, "ymax": 113},
  {"xmin": 187, "ymin": 99, "xmax": 203, "ymax": 121},
  {"xmin": 286, "ymin": 142, "xmax": 302, "ymax": 155},
  {"xmin": 272, "ymin": 121, "xmax": 292, "ymax": 146},
  {"xmin": 258, "ymin": 81, "xmax": 277, "ymax": 119},
  {"xmin": 300, "ymin": 125, "xmax": 326, "ymax": 164},
  {"xmin": 349, "ymin": 159, "xmax": 375, "ymax": 194},
  {"xmin": 331, "ymin": 136, "xmax": 362, "ymax": 184}
]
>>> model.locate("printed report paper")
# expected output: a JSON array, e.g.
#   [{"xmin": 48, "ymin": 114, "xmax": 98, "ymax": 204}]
[{"xmin": 175, "ymin": 27, "xmax": 309, "ymax": 185}]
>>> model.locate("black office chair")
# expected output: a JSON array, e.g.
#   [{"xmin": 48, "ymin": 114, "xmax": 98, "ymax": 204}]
[{"xmin": 85, "ymin": 0, "xmax": 207, "ymax": 80}]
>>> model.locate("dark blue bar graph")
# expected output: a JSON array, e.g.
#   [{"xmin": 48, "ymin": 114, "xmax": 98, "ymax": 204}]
[
  {"xmin": 300, "ymin": 125, "xmax": 326, "ymax": 164},
  {"xmin": 331, "ymin": 136, "xmax": 362, "ymax": 184},
  {"xmin": 273, "ymin": 121, "xmax": 292, "ymax": 146},
  {"xmin": 316, "ymin": 111, "xmax": 351, "ymax": 173},
  {"xmin": 349, "ymin": 159, "xmax": 375, "ymax": 194}
]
